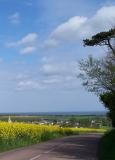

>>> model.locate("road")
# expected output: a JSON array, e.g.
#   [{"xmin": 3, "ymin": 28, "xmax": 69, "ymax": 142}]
[{"xmin": 0, "ymin": 134, "xmax": 101, "ymax": 160}]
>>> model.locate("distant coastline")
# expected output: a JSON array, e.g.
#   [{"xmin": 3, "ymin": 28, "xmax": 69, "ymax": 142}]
[{"xmin": 0, "ymin": 111, "xmax": 106, "ymax": 116}]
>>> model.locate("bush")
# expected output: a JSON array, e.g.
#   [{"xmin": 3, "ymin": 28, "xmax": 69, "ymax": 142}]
[
  {"xmin": 99, "ymin": 129, "xmax": 115, "ymax": 160},
  {"xmin": 100, "ymin": 92, "xmax": 115, "ymax": 127}
]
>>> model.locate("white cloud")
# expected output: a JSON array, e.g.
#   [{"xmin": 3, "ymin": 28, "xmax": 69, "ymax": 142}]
[
  {"xmin": 13, "ymin": 60, "xmax": 80, "ymax": 91},
  {"xmin": 41, "ymin": 73, "xmax": 80, "ymax": 90},
  {"xmin": 51, "ymin": 16, "xmax": 87, "ymax": 41},
  {"xmin": 19, "ymin": 33, "xmax": 38, "ymax": 45},
  {"xmin": 43, "ymin": 38, "xmax": 59, "ymax": 48},
  {"xmin": 16, "ymin": 73, "xmax": 30, "ymax": 80},
  {"xmin": 41, "ymin": 56, "xmax": 54, "ymax": 63},
  {"xmin": 20, "ymin": 46, "xmax": 37, "ymax": 54},
  {"xmin": 8, "ymin": 12, "xmax": 20, "ymax": 24},
  {"xmin": 17, "ymin": 80, "xmax": 45, "ymax": 90},
  {"xmin": 6, "ymin": 33, "xmax": 38, "ymax": 55},
  {"xmin": 90, "ymin": 6, "xmax": 115, "ymax": 31},
  {"xmin": 49, "ymin": 5, "xmax": 115, "ymax": 44},
  {"xmin": 40, "ymin": 63, "xmax": 68, "ymax": 76},
  {"xmin": 43, "ymin": 77, "xmax": 61, "ymax": 84},
  {"xmin": 6, "ymin": 33, "xmax": 38, "ymax": 47},
  {"xmin": 40, "ymin": 61, "xmax": 79, "ymax": 77}
]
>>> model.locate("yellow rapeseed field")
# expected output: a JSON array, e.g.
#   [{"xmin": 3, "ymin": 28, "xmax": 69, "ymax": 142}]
[{"xmin": 0, "ymin": 122, "xmax": 106, "ymax": 151}]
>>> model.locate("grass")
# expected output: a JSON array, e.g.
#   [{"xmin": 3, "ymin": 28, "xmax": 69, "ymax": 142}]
[
  {"xmin": 99, "ymin": 129, "xmax": 115, "ymax": 160},
  {"xmin": 0, "ymin": 122, "xmax": 107, "ymax": 152}
]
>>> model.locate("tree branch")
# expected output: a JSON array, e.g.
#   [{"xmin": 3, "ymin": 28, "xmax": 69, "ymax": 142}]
[{"xmin": 107, "ymin": 39, "xmax": 115, "ymax": 56}]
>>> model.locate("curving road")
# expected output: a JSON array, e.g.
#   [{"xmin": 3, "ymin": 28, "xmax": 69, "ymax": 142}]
[{"xmin": 0, "ymin": 134, "xmax": 101, "ymax": 160}]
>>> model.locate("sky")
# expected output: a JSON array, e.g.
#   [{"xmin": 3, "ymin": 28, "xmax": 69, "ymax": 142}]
[{"xmin": 0, "ymin": 0, "xmax": 115, "ymax": 112}]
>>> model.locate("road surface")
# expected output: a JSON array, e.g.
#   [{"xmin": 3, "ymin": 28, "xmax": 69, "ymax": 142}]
[{"xmin": 0, "ymin": 134, "xmax": 101, "ymax": 160}]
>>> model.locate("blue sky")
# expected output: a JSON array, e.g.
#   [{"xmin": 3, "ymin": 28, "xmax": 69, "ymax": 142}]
[{"xmin": 0, "ymin": 0, "xmax": 115, "ymax": 112}]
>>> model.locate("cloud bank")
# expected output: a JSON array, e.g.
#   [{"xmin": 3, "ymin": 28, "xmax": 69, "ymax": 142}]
[{"xmin": 47, "ymin": 6, "xmax": 115, "ymax": 45}]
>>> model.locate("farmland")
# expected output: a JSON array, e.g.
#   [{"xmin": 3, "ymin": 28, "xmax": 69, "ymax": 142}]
[
  {"xmin": 0, "ymin": 122, "xmax": 106, "ymax": 152},
  {"xmin": 0, "ymin": 114, "xmax": 111, "ymax": 128},
  {"xmin": 0, "ymin": 114, "xmax": 110, "ymax": 152}
]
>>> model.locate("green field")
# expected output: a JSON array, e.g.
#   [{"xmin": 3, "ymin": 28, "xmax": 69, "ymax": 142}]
[{"xmin": 0, "ymin": 114, "xmax": 111, "ymax": 128}]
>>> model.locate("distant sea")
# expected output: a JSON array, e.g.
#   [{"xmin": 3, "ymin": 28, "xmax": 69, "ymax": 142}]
[{"xmin": 0, "ymin": 111, "xmax": 106, "ymax": 116}]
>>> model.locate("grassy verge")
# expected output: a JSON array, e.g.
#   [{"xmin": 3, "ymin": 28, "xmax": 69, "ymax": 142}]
[
  {"xmin": 99, "ymin": 129, "xmax": 115, "ymax": 160},
  {"xmin": 0, "ymin": 122, "xmax": 106, "ymax": 152}
]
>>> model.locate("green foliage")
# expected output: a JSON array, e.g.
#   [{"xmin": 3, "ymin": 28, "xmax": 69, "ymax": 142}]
[
  {"xmin": 99, "ymin": 129, "xmax": 115, "ymax": 160},
  {"xmin": 83, "ymin": 28, "xmax": 115, "ymax": 54},
  {"xmin": 100, "ymin": 92, "xmax": 115, "ymax": 127},
  {"xmin": 79, "ymin": 55, "xmax": 115, "ymax": 94}
]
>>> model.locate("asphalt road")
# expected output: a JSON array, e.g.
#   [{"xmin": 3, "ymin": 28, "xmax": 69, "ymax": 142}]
[{"xmin": 0, "ymin": 134, "xmax": 101, "ymax": 160}]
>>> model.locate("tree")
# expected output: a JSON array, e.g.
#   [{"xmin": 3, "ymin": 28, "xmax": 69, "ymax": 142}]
[
  {"xmin": 79, "ymin": 55, "xmax": 115, "ymax": 94},
  {"xmin": 100, "ymin": 92, "xmax": 115, "ymax": 127},
  {"xmin": 78, "ymin": 28, "xmax": 115, "ymax": 126},
  {"xmin": 83, "ymin": 28, "xmax": 115, "ymax": 55}
]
